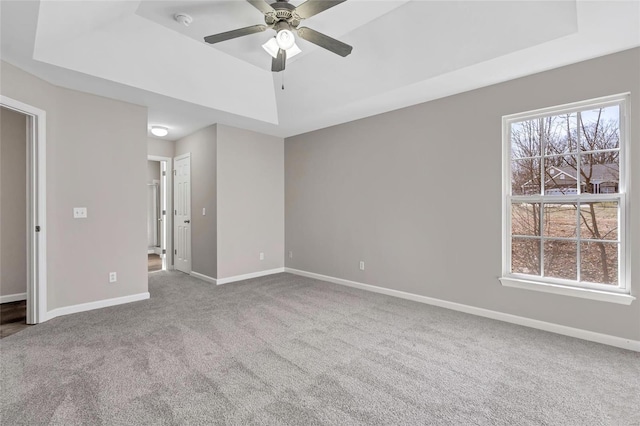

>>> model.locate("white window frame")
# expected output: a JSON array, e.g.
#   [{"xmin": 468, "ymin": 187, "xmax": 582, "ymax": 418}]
[{"xmin": 500, "ymin": 93, "xmax": 635, "ymax": 305}]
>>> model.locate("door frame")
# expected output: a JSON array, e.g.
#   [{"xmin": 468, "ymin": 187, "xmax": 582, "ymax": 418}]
[
  {"xmin": 1, "ymin": 95, "xmax": 47, "ymax": 324},
  {"xmin": 173, "ymin": 152, "xmax": 191, "ymax": 274},
  {"xmin": 148, "ymin": 155, "xmax": 172, "ymax": 271}
]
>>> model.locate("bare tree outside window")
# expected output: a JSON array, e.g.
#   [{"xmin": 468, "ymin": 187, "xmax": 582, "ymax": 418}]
[{"xmin": 507, "ymin": 100, "xmax": 624, "ymax": 289}]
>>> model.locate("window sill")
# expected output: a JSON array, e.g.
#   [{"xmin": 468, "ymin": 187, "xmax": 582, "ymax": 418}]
[{"xmin": 499, "ymin": 277, "xmax": 636, "ymax": 305}]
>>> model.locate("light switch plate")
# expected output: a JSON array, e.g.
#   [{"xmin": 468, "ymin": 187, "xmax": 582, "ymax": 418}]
[{"xmin": 73, "ymin": 207, "xmax": 87, "ymax": 219}]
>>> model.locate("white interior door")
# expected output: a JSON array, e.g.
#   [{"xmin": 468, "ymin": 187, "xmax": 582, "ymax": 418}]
[{"xmin": 174, "ymin": 154, "xmax": 191, "ymax": 273}]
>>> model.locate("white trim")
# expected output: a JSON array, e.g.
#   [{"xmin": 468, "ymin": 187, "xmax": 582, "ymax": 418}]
[
  {"xmin": 45, "ymin": 292, "xmax": 150, "ymax": 321},
  {"xmin": 0, "ymin": 95, "xmax": 47, "ymax": 325},
  {"xmin": 216, "ymin": 268, "xmax": 285, "ymax": 285},
  {"xmin": 148, "ymin": 155, "xmax": 172, "ymax": 271},
  {"xmin": 0, "ymin": 293, "xmax": 27, "ymax": 304},
  {"xmin": 190, "ymin": 271, "xmax": 217, "ymax": 285},
  {"xmin": 173, "ymin": 152, "xmax": 191, "ymax": 161},
  {"xmin": 502, "ymin": 93, "xmax": 631, "ymax": 122},
  {"xmin": 284, "ymin": 268, "xmax": 640, "ymax": 352},
  {"xmin": 499, "ymin": 277, "xmax": 635, "ymax": 305}
]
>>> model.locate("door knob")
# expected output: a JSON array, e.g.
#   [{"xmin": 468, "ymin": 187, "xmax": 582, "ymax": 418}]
[{"xmin": 184, "ymin": 220, "xmax": 190, "ymax": 224}]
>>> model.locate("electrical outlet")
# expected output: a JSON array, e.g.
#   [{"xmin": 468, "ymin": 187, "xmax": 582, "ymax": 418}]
[
  {"xmin": 109, "ymin": 272, "xmax": 117, "ymax": 283},
  {"xmin": 73, "ymin": 207, "xmax": 87, "ymax": 219},
  {"xmin": 260, "ymin": 252, "xmax": 265, "ymax": 261},
  {"xmin": 359, "ymin": 261, "xmax": 365, "ymax": 271},
  {"xmin": 289, "ymin": 251, "xmax": 293, "ymax": 259}
]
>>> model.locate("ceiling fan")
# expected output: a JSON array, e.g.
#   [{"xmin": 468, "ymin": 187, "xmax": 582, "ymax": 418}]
[{"xmin": 204, "ymin": 0, "xmax": 353, "ymax": 72}]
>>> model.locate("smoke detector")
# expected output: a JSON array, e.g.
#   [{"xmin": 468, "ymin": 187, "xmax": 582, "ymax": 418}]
[{"xmin": 174, "ymin": 13, "xmax": 193, "ymax": 27}]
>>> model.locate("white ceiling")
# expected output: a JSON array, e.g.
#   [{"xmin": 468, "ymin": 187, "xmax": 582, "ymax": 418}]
[{"xmin": 1, "ymin": 1, "xmax": 639, "ymax": 140}]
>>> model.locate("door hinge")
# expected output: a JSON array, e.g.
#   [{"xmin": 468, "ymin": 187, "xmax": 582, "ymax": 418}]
[
  {"xmin": 162, "ymin": 249, "xmax": 166, "ymax": 254},
  {"xmin": 175, "ymin": 210, "xmax": 177, "ymax": 215},
  {"xmin": 175, "ymin": 249, "xmax": 177, "ymax": 255},
  {"xmin": 162, "ymin": 210, "xmax": 166, "ymax": 215},
  {"xmin": 35, "ymin": 225, "xmax": 41, "ymax": 232},
  {"xmin": 162, "ymin": 171, "xmax": 166, "ymax": 176},
  {"xmin": 174, "ymin": 170, "xmax": 177, "ymax": 176}
]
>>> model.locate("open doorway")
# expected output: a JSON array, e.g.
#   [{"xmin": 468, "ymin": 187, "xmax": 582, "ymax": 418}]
[
  {"xmin": 0, "ymin": 96, "xmax": 47, "ymax": 333},
  {"xmin": 147, "ymin": 155, "xmax": 172, "ymax": 272},
  {"xmin": 1, "ymin": 106, "xmax": 29, "ymax": 337}
]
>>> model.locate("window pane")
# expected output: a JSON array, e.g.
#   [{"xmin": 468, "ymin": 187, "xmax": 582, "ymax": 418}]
[
  {"xmin": 579, "ymin": 105, "xmax": 620, "ymax": 152},
  {"xmin": 543, "ymin": 240, "xmax": 577, "ymax": 280},
  {"xmin": 512, "ymin": 158, "xmax": 540, "ymax": 195},
  {"xmin": 544, "ymin": 113, "xmax": 578, "ymax": 155},
  {"xmin": 580, "ymin": 242, "xmax": 618, "ymax": 285},
  {"xmin": 544, "ymin": 156, "xmax": 578, "ymax": 195},
  {"xmin": 579, "ymin": 202, "xmax": 618, "ymax": 241},
  {"xmin": 543, "ymin": 203, "xmax": 577, "ymax": 238},
  {"xmin": 511, "ymin": 120, "xmax": 541, "ymax": 159},
  {"xmin": 511, "ymin": 203, "xmax": 540, "ymax": 236},
  {"xmin": 512, "ymin": 238, "xmax": 540, "ymax": 275},
  {"xmin": 580, "ymin": 153, "xmax": 619, "ymax": 194}
]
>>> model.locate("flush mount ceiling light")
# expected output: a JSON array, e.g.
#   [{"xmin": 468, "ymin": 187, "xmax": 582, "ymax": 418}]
[
  {"xmin": 150, "ymin": 126, "xmax": 169, "ymax": 137},
  {"xmin": 204, "ymin": 0, "xmax": 353, "ymax": 73}
]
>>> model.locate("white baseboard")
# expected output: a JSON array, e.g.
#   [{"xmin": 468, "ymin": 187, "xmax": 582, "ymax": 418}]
[
  {"xmin": 45, "ymin": 292, "xmax": 150, "ymax": 321},
  {"xmin": 0, "ymin": 293, "xmax": 27, "ymax": 304},
  {"xmin": 217, "ymin": 268, "xmax": 285, "ymax": 285},
  {"xmin": 190, "ymin": 271, "xmax": 217, "ymax": 285},
  {"xmin": 284, "ymin": 268, "xmax": 640, "ymax": 352}
]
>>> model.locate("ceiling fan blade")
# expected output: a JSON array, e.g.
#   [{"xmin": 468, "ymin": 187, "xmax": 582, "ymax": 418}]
[
  {"xmin": 204, "ymin": 25, "xmax": 268, "ymax": 44},
  {"xmin": 294, "ymin": 0, "xmax": 346, "ymax": 20},
  {"xmin": 296, "ymin": 27, "xmax": 352, "ymax": 57},
  {"xmin": 247, "ymin": 0, "xmax": 276, "ymax": 15},
  {"xmin": 272, "ymin": 49, "xmax": 286, "ymax": 72}
]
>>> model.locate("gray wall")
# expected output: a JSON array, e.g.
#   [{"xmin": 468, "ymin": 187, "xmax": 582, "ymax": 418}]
[
  {"xmin": 175, "ymin": 125, "xmax": 217, "ymax": 279},
  {"xmin": 147, "ymin": 160, "xmax": 160, "ymax": 183},
  {"xmin": 217, "ymin": 124, "xmax": 284, "ymax": 279},
  {"xmin": 1, "ymin": 60, "xmax": 148, "ymax": 311},
  {"xmin": 285, "ymin": 48, "xmax": 640, "ymax": 340},
  {"xmin": 148, "ymin": 137, "xmax": 175, "ymax": 159},
  {"xmin": 0, "ymin": 106, "xmax": 27, "ymax": 298}
]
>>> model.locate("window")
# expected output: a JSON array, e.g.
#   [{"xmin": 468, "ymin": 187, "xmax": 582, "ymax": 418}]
[{"xmin": 501, "ymin": 94, "xmax": 633, "ymax": 304}]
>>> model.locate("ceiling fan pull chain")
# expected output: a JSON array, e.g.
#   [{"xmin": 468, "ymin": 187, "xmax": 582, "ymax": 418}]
[{"xmin": 282, "ymin": 70, "xmax": 285, "ymax": 91}]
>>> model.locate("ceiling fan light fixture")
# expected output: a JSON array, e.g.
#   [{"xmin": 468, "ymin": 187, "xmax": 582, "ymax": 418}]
[
  {"xmin": 150, "ymin": 126, "xmax": 169, "ymax": 137},
  {"xmin": 275, "ymin": 29, "xmax": 295, "ymax": 50},
  {"xmin": 263, "ymin": 37, "xmax": 301, "ymax": 60},
  {"xmin": 286, "ymin": 43, "xmax": 301, "ymax": 59},
  {"xmin": 262, "ymin": 38, "xmax": 280, "ymax": 58}
]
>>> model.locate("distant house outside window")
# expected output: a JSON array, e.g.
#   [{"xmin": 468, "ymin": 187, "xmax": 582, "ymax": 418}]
[{"xmin": 501, "ymin": 94, "xmax": 632, "ymax": 303}]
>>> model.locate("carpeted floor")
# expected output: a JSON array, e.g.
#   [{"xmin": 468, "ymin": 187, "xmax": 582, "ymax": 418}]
[{"xmin": 1, "ymin": 272, "xmax": 639, "ymax": 424}]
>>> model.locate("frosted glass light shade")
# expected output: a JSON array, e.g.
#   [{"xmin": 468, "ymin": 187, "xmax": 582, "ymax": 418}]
[
  {"xmin": 151, "ymin": 126, "xmax": 169, "ymax": 137},
  {"xmin": 262, "ymin": 38, "xmax": 280, "ymax": 58},
  {"xmin": 262, "ymin": 38, "xmax": 302, "ymax": 59},
  {"xmin": 276, "ymin": 29, "xmax": 295, "ymax": 50},
  {"xmin": 287, "ymin": 43, "xmax": 301, "ymax": 58}
]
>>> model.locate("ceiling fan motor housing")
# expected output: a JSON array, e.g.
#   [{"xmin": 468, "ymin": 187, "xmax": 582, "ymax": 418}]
[{"xmin": 265, "ymin": 1, "xmax": 301, "ymax": 27}]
